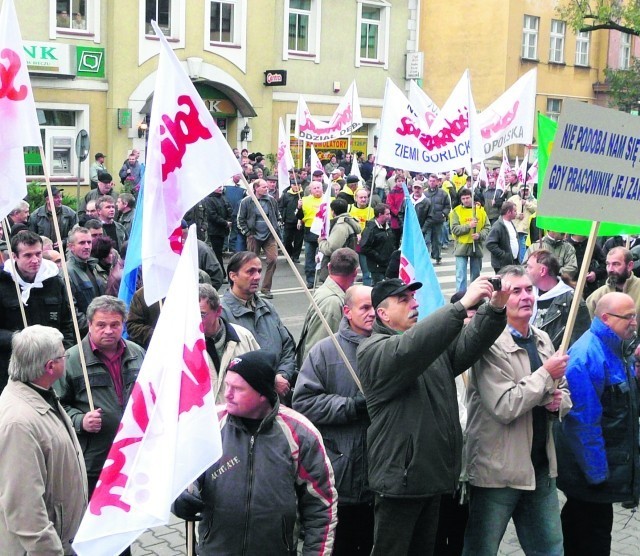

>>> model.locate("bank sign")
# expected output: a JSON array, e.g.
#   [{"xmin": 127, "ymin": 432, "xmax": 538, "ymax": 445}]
[{"xmin": 23, "ymin": 41, "xmax": 105, "ymax": 79}]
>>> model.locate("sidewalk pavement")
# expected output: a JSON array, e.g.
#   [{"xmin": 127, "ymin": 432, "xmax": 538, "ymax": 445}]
[{"xmin": 132, "ymin": 497, "xmax": 640, "ymax": 555}]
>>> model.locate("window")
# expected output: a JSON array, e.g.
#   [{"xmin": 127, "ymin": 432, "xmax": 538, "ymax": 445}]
[
  {"xmin": 522, "ymin": 15, "xmax": 539, "ymax": 60},
  {"xmin": 56, "ymin": 0, "xmax": 86, "ymax": 30},
  {"xmin": 547, "ymin": 98, "xmax": 562, "ymax": 122},
  {"xmin": 283, "ymin": 0, "xmax": 321, "ymax": 61},
  {"xmin": 356, "ymin": 1, "xmax": 390, "ymax": 67},
  {"xmin": 288, "ymin": 0, "xmax": 311, "ymax": 52},
  {"xmin": 575, "ymin": 31, "xmax": 590, "ymax": 66},
  {"xmin": 549, "ymin": 19, "xmax": 565, "ymax": 63},
  {"xmin": 146, "ymin": 0, "xmax": 172, "ymax": 36},
  {"xmin": 620, "ymin": 32, "xmax": 632, "ymax": 69},
  {"xmin": 209, "ymin": 0, "xmax": 236, "ymax": 44},
  {"xmin": 51, "ymin": 0, "xmax": 99, "ymax": 41},
  {"xmin": 361, "ymin": 5, "xmax": 381, "ymax": 60}
]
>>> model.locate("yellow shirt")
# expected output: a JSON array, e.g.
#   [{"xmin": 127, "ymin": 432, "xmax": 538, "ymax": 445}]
[
  {"xmin": 349, "ymin": 205, "xmax": 375, "ymax": 231},
  {"xmin": 302, "ymin": 195, "xmax": 330, "ymax": 228}
]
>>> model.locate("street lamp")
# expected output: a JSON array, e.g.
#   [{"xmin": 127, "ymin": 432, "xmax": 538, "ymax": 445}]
[{"xmin": 240, "ymin": 122, "xmax": 251, "ymax": 142}]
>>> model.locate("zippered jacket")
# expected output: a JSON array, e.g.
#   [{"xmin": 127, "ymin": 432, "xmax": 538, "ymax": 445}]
[
  {"xmin": 356, "ymin": 302, "xmax": 506, "ymax": 497},
  {"xmin": 195, "ymin": 403, "xmax": 337, "ymax": 555}
]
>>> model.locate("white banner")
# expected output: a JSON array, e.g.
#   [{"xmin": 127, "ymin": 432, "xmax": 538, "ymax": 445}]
[
  {"xmin": 296, "ymin": 81, "xmax": 363, "ymax": 142},
  {"xmin": 408, "ymin": 80, "xmax": 440, "ymax": 127},
  {"xmin": 472, "ymin": 69, "xmax": 537, "ymax": 160},
  {"xmin": 0, "ymin": 0, "xmax": 42, "ymax": 221},
  {"xmin": 538, "ymin": 99, "xmax": 640, "ymax": 224},
  {"xmin": 377, "ymin": 72, "xmax": 480, "ymax": 173}
]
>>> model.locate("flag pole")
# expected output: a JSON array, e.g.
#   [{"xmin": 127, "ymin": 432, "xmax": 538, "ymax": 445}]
[
  {"xmin": 240, "ymin": 175, "xmax": 363, "ymax": 392},
  {"xmin": 555, "ymin": 219, "xmax": 600, "ymax": 384},
  {"xmin": 2, "ymin": 218, "xmax": 28, "ymax": 328},
  {"xmin": 39, "ymin": 147, "xmax": 95, "ymax": 410}
]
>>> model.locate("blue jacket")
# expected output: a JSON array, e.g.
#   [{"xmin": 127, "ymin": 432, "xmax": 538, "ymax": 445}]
[{"xmin": 555, "ymin": 317, "xmax": 640, "ymax": 503}]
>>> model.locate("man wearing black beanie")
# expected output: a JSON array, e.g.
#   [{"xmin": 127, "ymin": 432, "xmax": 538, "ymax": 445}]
[{"xmin": 173, "ymin": 349, "xmax": 337, "ymax": 555}]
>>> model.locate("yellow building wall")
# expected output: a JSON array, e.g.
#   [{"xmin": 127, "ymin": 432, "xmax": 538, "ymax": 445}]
[{"xmin": 420, "ymin": 0, "xmax": 608, "ymax": 145}]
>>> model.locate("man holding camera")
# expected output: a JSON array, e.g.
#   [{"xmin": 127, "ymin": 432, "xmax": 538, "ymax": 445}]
[{"xmin": 357, "ymin": 277, "xmax": 509, "ymax": 554}]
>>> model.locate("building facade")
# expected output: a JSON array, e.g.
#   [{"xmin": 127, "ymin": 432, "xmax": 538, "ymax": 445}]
[
  {"xmin": 419, "ymin": 0, "xmax": 639, "ymax": 151},
  {"xmin": 18, "ymin": 0, "xmax": 420, "ymax": 188}
]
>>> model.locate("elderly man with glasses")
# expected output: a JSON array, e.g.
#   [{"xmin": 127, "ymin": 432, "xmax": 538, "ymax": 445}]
[{"xmin": 555, "ymin": 292, "xmax": 640, "ymax": 556}]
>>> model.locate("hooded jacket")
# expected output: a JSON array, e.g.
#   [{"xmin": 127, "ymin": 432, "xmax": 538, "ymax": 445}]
[{"xmin": 532, "ymin": 280, "xmax": 591, "ymax": 349}]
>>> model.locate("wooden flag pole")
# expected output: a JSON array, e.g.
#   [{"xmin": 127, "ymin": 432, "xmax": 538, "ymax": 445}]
[
  {"xmin": 39, "ymin": 147, "xmax": 94, "ymax": 410},
  {"xmin": 240, "ymin": 175, "xmax": 363, "ymax": 392},
  {"xmin": 554, "ymin": 220, "xmax": 601, "ymax": 386},
  {"xmin": 2, "ymin": 218, "xmax": 28, "ymax": 328}
]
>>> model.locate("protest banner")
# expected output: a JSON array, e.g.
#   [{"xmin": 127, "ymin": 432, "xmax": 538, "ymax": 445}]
[
  {"xmin": 377, "ymin": 72, "xmax": 481, "ymax": 173},
  {"xmin": 538, "ymin": 100, "xmax": 640, "ymax": 224},
  {"xmin": 536, "ymin": 111, "xmax": 640, "ymax": 236},
  {"xmin": 295, "ymin": 81, "xmax": 363, "ymax": 142},
  {"xmin": 471, "ymin": 69, "xmax": 537, "ymax": 161},
  {"xmin": 537, "ymin": 100, "xmax": 640, "ymax": 355}
]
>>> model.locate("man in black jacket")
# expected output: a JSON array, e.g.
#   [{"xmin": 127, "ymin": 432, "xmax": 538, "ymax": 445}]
[
  {"xmin": 360, "ymin": 204, "xmax": 394, "ymax": 285},
  {"xmin": 486, "ymin": 201, "xmax": 519, "ymax": 273},
  {"xmin": 526, "ymin": 249, "xmax": 591, "ymax": 349},
  {"xmin": 357, "ymin": 277, "xmax": 509, "ymax": 555},
  {"xmin": 206, "ymin": 184, "xmax": 233, "ymax": 270},
  {"xmin": 293, "ymin": 285, "xmax": 375, "ymax": 555},
  {"xmin": 278, "ymin": 180, "xmax": 304, "ymax": 262},
  {"xmin": 422, "ymin": 174, "xmax": 451, "ymax": 265},
  {"xmin": 0, "ymin": 231, "xmax": 75, "ymax": 393},
  {"xmin": 237, "ymin": 180, "xmax": 280, "ymax": 298}
]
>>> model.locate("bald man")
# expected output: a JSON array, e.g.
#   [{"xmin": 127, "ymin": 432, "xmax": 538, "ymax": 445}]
[
  {"xmin": 555, "ymin": 292, "xmax": 640, "ymax": 556},
  {"xmin": 293, "ymin": 284, "xmax": 376, "ymax": 555}
]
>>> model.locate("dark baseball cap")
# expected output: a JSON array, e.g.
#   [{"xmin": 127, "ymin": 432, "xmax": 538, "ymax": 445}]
[
  {"xmin": 45, "ymin": 186, "xmax": 64, "ymax": 197},
  {"xmin": 372, "ymin": 278, "xmax": 422, "ymax": 309}
]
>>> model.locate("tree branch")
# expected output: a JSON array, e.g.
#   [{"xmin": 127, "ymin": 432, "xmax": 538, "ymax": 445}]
[{"xmin": 579, "ymin": 20, "xmax": 640, "ymax": 36}]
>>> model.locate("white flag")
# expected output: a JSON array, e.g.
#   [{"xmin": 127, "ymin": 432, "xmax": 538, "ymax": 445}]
[
  {"xmin": 310, "ymin": 145, "xmax": 330, "ymax": 188},
  {"xmin": 350, "ymin": 154, "xmax": 364, "ymax": 186},
  {"xmin": 0, "ymin": 0, "xmax": 42, "ymax": 221},
  {"xmin": 408, "ymin": 80, "xmax": 440, "ymax": 127},
  {"xmin": 142, "ymin": 22, "xmax": 242, "ymax": 305},
  {"xmin": 296, "ymin": 81, "xmax": 363, "ymax": 142},
  {"xmin": 517, "ymin": 151, "xmax": 529, "ymax": 183},
  {"xmin": 73, "ymin": 226, "xmax": 221, "ymax": 556},
  {"xmin": 472, "ymin": 69, "xmax": 537, "ymax": 161},
  {"xmin": 277, "ymin": 118, "xmax": 295, "ymax": 194},
  {"xmin": 377, "ymin": 73, "xmax": 479, "ymax": 173},
  {"xmin": 495, "ymin": 149, "xmax": 510, "ymax": 191}
]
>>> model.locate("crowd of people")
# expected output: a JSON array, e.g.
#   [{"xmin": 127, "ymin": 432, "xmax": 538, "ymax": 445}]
[{"xmin": 0, "ymin": 147, "xmax": 639, "ymax": 555}]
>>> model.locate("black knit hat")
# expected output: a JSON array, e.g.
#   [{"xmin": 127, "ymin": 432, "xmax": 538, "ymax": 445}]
[{"xmin": 227, "ymin": 350, "xmax": 278, "ymax": 404}]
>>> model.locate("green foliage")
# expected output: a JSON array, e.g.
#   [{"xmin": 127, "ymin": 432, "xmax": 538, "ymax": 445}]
[
  {"xmin": 605, "ymin": 57, "xmax": 640, "ymax": 111},
  {"xmin": 557, "ymin": 1, "xmax": 640, "ymax": 36},
  {"xmin": 26, "ymin": 181, "xmax": 78, "ymax": 212}
]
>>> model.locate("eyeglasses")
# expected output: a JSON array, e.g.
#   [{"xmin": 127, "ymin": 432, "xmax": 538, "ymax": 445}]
[{"xmin": 605, "ymin": 313, "xmax": 637, "ymax": 322}]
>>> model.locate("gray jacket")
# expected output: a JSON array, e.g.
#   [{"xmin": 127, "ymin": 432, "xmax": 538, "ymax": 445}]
[
  {"xmin": 221, "ymin": 291, "xmax": 296, "ymax": 381},
  {"xmin": 293, "ymin": 318, "xmax": 372, "ymax": 505},
  {"xmin": 29, "ymin": 205, "xmax": 78, "ymax": 245},
  {"xmin": 237, "ymin": 194, "xmax": 280, "ymax": 237}
]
